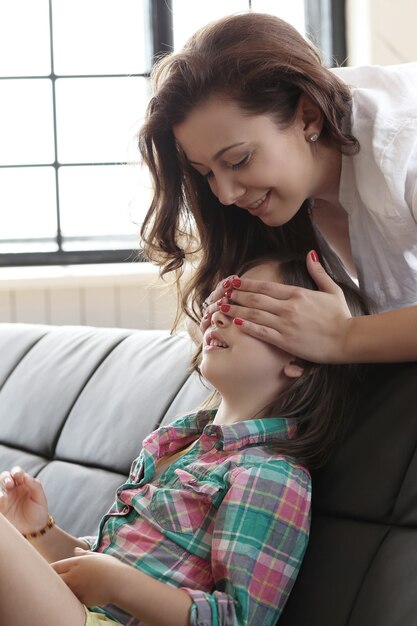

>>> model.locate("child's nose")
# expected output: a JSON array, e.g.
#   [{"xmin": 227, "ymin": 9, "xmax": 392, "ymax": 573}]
[{"xmin": 211, "ymin": 309, "xmax": 230, "ymax": 327}]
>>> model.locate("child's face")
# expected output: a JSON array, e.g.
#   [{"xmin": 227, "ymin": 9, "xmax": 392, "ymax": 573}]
[{"xmin": 201, "ymin": 261, "xmax": 303, "ymax": 405}]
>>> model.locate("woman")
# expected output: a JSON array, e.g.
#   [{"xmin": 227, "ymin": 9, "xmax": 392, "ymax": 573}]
[{"xmin": 138, "ymin": 12, "xmax": 417, "ymax": 364}]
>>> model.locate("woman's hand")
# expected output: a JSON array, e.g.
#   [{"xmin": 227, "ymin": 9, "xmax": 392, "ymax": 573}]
[
  {"xmin": 199, "ymin": 274, "xmax": 241, "ymax": 335},
  {"xmin": 52, "ymin": 548, "xmax": 125, "ymax": 606},
  {"xmin": 0, "ymin": 467, "xmax": 49, "ymax": 534},
  {"xmin": 206, "ymin": 253, "xmax": 354, "ymax": 364}
]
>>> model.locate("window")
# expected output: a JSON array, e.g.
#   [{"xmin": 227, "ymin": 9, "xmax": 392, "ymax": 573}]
[{"xmin": 0, "ymin": 0, "xmax": 343, "ymax": 267}]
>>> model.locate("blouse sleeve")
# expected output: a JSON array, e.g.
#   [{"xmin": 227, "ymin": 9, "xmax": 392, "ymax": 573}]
[{"xmin": 183, "ymin": 460, "xmax": 311, "ymax": 626}]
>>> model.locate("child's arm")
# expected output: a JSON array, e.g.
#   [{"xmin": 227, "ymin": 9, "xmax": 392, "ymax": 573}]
[
  {"xmin": 0, "ymin": 468, "xmax": 88, "ymax": 562},
  {"xmin": 180, "ymin": 461, "xmax": 311, "ymax": 626},
  {"xmin": 52, "ymin": 548, "xmax": 193, "ymax": 626},
  {"xmin": 52, "ymin": 460, "xmax": 310, "ymax": 626}
]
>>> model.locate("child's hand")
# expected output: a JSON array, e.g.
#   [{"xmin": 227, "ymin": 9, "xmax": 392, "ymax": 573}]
[
  {"xmin": 52, "ymin": 548, "xmax": 125, "ymax": 606},
  {"xmin": 0, "ymin": 467, "xmax": 49, "ymax": 535}
]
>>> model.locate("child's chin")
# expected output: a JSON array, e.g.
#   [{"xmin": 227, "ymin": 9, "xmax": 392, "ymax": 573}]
[{"xmin": 200, "ymin": 361, "xmax": 221, "ymax": 386}]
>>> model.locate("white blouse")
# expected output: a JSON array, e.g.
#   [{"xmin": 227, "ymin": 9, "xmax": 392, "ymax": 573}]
[{"xmin": 331, "ymin": 62, "xmax": 417, "ymax": 312}]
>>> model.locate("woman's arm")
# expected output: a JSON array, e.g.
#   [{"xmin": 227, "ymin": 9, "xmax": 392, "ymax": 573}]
[{"xmin": 202, "ymin": 252, "xmax": 417, "ymax": 364}]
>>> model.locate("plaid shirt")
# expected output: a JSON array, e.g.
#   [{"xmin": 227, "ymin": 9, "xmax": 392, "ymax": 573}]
[{"xmin": 87, "ymin": 411, "xmax": 311, "ymax": 626}]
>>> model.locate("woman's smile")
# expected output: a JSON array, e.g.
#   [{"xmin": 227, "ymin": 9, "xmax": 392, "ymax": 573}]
[{"xmin": 173, "ymin": 96, "xmax": 328, "ymax": 228}]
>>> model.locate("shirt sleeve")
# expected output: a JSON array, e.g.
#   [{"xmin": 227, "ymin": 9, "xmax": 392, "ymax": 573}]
[
  {"xmin": 183, "ymin": 460, "xmax": 311, "ymax": 626},
  {"xmin": 78, "ymin": 535, "xmax": 97, "ymax": 550}
]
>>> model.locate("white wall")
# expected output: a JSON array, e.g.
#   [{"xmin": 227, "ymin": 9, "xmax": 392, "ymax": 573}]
[
  {"xmin": 0, "ymin": 264, "xmax": 179, "ymax": 330},
  {"xmin": 347, "ymin": 0, "xmax": 417, "ymax": 65}
]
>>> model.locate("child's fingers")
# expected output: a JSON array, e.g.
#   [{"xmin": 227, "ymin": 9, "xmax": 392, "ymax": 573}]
[
  {"xmin": 10, "ymin": 466, "xmax": 26, "ymax": 485},
  {"xmin": 0, "ymin": 489, "xmax": 9, "ymax": 511},
  {"xmin": 51, "ymin": 558, "xmax": 74, "ymax": 574},
  {"xmin": 0, "ymin": 471, "xmax": 15, "ymax": 491}
]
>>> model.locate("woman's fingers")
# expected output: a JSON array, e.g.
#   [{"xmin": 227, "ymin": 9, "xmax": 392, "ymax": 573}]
[
  {"xmin": 306, "ymin": 249, "xmax": 345, "ymax": 295},
  {"xmin": 200, "ymin": 275, "xmax": 239, "ymax": 333}
]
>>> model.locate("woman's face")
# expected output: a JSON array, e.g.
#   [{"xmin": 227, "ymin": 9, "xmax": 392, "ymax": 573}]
[{"xmin": 173, "ymin": 96, "xmax": 330, "ymax": 227}]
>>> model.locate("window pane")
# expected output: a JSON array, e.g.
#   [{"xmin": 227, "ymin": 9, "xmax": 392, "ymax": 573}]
[
  {"xmin": 0, "ymin": 0, "xmax": 51, "ymax": 76},
  {"xmin": 0, "ymin": 79, "xmax": 54, "ymax": 165},
  {"xmin": 56, "ymin": 77, "xmax": 148, "ymax": 164},
  {"xmin": 0, "ymin": 167, "xmax": 57, "ymax": 252},
  {"xmin": 172, "ymin": 0, "xmax": 249, "ymax": 49},
  {"xmin": 251, "ymin": 0, "xmax": 305, "ymax": 34},
  {"xmin": 59, "ymin": 165, "xmax": 147, "ymax": 250},
  {"xmin": 52, "ymin": 0, "xmax": 149, "ymax": 75}
]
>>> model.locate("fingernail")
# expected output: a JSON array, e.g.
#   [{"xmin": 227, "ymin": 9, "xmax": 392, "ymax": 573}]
[
  {"xmin": 224, "ymin": 289, "xmax": 233, "ymax": 298},
  {"xmin": 310, "ymin": 250, "xmax": 319, "ymax": 262},
  {"xmin": 217, "ymin": 298, "xmax": 224, "ymax": 306},
  {"xmin": 220, "ymin": 304, "xmax": 230, "ymax": 313},
  {"xmin": 222, "ymin": 279, "xmax": 231, "ymax": 288},
  {"xmin": 204, "ymin": 313, "xmax": 210, "ymax": 320},
  {"xmin": 232, "ymin": 278, "xmax": 241, "ymax": 288},
  {"xmin": 233, "ymin": 318, "xmax": 244, "ymax": 326}
]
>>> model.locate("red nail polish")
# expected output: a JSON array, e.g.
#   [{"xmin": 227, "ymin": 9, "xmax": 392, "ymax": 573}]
[
  {"xmin": 311, "ymin": 250, "xmax": 319, "ymax": 262},
  {"xmin": 220, "ymin": 304, "xmax": 230, "ymax": 313},
  {"xmin": 222, "ymin": 279, "xmax": 231, "ymax": 288},
  {"xmin": 204, "ymin": 313, "xmax": 210, "ymax": 320},
  {"xmin": 233, "ymin": 318, "xmax": 244, "ymax": 326},
  {"xmin": 224, "ymin": 289, "xmax": 233, "ymax": 298},
  {"xmin": 232, "ymin": 278, "xmax": 241, "ymax": 288}
]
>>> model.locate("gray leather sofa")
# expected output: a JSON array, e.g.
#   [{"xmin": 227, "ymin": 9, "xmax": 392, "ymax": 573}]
[{"xmin": 0, "ymin": 322, "xmax": 416, "ymax": 626}]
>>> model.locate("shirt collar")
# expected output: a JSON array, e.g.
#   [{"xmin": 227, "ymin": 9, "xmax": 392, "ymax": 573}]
[{"xmin": 152, "ymin": 410, "xmax": 297, "ymax": 456}]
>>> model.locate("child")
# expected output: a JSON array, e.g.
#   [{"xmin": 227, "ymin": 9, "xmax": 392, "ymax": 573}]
[{"xmin": 0, "ymin": 255, "xmax": 368, "ymax": 626}]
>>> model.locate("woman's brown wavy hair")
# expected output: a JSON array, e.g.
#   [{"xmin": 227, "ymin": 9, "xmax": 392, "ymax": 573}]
[{"xmin": 138, "ymin": 12, "xmax": 359, "ymax": 327}]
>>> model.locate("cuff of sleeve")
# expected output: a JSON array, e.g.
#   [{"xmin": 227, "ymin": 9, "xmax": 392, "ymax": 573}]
[
  {"xmin": 182, "ymin": 589, "xmax": 218, "ymax": 626},
  {"xmin": 78, "ymin": 535, "xmax": 97, "ymax": 550}
]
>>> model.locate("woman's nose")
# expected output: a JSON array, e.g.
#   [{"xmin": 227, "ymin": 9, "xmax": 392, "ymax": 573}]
[{"xmin": 212, "ymin": 175, "xmax": 246, "ymax": 206}]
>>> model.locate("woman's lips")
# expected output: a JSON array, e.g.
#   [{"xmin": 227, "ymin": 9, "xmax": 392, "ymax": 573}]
[{"xmin": 246, "ymin": 191, "xmax": 271, "ymax": 217}]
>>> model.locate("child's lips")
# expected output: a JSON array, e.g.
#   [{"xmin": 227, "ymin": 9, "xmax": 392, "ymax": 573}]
[{"xmin": 204, "ymin": 330, "xmax": 229, "ymax": 350}]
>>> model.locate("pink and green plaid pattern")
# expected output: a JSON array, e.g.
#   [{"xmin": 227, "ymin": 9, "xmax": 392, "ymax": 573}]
[{"xmin": 87, "ymin": 411, "xmax": 311, "ymax": 626}]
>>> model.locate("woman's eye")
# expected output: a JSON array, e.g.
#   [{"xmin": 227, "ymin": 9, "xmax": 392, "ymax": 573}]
[
  {"xmin": 231, "ymin": 154, "xmax": 251, "ymax": 170},
  {"xmin": 202, "ymin": 170, "xmax": 214, "ymax": 180}
]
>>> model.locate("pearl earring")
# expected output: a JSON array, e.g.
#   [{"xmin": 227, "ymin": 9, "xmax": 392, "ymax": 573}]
[{"xmin": 309, "ymin": 133, "xmax": 319, "ymax": 142}]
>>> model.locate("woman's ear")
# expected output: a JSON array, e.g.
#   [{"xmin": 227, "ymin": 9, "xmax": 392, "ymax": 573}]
[{"xmin": 296, "ymin": 94, "xmax": 323, "ymax": 140}]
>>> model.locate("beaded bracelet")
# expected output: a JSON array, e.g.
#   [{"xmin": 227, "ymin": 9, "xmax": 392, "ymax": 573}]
[{"xmin": 22, "ymin": 515, "xmax": 56, "ymax": 540}]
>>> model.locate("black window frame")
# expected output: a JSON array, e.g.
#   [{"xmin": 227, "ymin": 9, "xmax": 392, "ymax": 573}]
[{"xmin": 0, "ymin": 0, "xmax": 345, "ymax": 268}]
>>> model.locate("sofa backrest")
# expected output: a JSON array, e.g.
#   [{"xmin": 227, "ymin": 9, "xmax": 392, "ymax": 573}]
[
  {"xmin": 0, "ymin": 323, "xmax": 416, "ymax": 626},
  {"xmin": 0, "ymin": 324, "xmax": 210, "ymax": 536}
]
